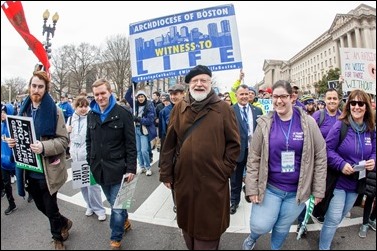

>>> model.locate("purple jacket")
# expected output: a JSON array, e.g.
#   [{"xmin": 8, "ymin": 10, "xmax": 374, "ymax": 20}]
[{"xmin": 326, "ymin": 120, "xmax": 376, "ymax": 192}]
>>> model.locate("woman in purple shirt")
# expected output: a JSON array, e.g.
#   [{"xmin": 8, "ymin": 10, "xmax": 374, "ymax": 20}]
[
  {"xmin": 319, "ymin": 89, "xmax": 376, "ymax": 250},
  {"xmin": 243, "ymin": 80, "xmax": 327, "ymax": 250}
]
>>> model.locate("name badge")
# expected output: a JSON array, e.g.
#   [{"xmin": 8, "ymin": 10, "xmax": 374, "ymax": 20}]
[{"xmin": 281, "ymin": 151, "xmax": 295, "ymax": 173}]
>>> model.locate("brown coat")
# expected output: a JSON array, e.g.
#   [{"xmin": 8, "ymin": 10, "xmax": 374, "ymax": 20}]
[{"xmin": 159, "ymin": 93, "xmax": 240, "ymax": 241}]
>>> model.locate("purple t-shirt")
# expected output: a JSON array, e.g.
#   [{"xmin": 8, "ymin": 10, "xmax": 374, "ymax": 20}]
[
  {"xmin": 268, "ymin": 109, "xmax": 304, "ymax": 192},
  {"xmin": 326, "ymin": 121, "xmax": 376, "ymax": 192},
  {"xmin": 312, "ymin": 109, "xmax": 341, "ymax": 139}
]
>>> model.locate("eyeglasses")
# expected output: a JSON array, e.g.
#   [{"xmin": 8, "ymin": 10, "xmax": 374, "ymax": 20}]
[
  {"xmin": 349, "ymin": 100, "xmax": 365, "ymax": 107},
  {"xmin": 272, "ymin": 94, "xmax": 290, "ymax": 100}
]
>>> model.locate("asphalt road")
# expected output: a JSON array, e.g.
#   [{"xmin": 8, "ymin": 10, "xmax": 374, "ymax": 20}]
[{"xmin": 1, "ymin": 156, "xmax": 376, "ymax": 250}]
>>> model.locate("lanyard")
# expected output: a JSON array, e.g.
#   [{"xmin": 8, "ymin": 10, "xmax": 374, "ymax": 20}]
[
  {"xmin": 279, "ymin": 115, "xmax": 293, "ymax": 151},
  {"xmin": 356, "ymin": 131, "xmax": 364, "ymax": 160}
]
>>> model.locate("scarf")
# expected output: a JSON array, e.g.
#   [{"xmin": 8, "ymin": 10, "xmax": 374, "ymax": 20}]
[
  {"xmin": 19, "ymin": 93, "xmax": 57, "ymax": 139},
  {"xmin": 186, "ymin": 88, "xmax": 219, "ymax": 113},
  {"xmin": 348, "ymin": 115, "xmax": 366, "ymax": 133},
  {"xmin": 348, "ymin": 115, "xmax": 367, "ymax": 157}
]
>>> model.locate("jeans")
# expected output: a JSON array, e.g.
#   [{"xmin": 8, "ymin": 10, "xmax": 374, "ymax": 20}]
[
  {"xmin": 319, "ymin": 189, "xmax": 358, "ymax": 250},
  {"xmin": 101, "ymin": 183, "xmax": 128, "ymax": 241},
  {"xmin": 247, "ymin": 184, "xmax": 305, "ymax": 250},
  {"xmin": 135, "ymin": 126, "xmax": 151, "ymax": 169}
]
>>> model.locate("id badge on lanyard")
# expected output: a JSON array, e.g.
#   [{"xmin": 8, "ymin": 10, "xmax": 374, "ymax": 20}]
[{"xmin": 281, "ymin": 151, "xmax": 295, "ymax": 173}]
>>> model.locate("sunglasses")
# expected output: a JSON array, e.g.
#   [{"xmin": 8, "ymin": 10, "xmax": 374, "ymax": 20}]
[{"xmin": 349, "ymin": 101, "xmax": 365, "ymax": 107}]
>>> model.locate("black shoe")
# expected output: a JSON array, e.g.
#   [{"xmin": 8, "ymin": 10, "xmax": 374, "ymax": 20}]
[
  {"xmin": 4, "ymin": 204, "xmax": 17, "ymax": 215},
  {"xmin": 230, "ymin": 204, "xmax": 238, "ymax": 215},
  {"xmin": 27, "ymin": 194, "xmax": 33, "ymax": 203}
]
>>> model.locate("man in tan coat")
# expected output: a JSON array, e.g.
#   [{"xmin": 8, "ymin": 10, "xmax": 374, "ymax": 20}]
[
  {"xmin": 6, "ymin": 71, "xmax": 71, "ymax": 250},
  {"xmin": 159, "ymin": 65, "xmax": 240, "ymax": 250}
]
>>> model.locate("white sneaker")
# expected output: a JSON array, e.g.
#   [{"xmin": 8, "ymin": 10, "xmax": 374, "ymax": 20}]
[
  {"xmin": 146, "ymin": 170, "xmax": 152, "ymax": 176},
  {"xmin": 98, "ymin": 214, "xmax": 106, "ymax": 221},
  {"xmin": 85, "ymin": 208, "xmax": 94, "ymax": 216},
  {"xmin": 140, "ymin": 167, "xmax": 146, "ymax": 173},
  {"xmin": 10, "ymin": 176, "xmax": 15, "ymax": 184}
]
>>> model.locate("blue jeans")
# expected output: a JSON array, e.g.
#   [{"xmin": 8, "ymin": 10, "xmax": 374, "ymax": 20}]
[
  {"xmin": 135, "ymin": 126, "xmax": 151, "ymax": 169},
  {"xmin": 247, "ymin": 184, "xmax": 305, "ymax": 250},
  {"xmin": 101, "ymin": 183, "xmax": 128, "ymax": 241},
  {"xmin": 319, "ymin": 189, "xmax": 358, "ymax": 250}
]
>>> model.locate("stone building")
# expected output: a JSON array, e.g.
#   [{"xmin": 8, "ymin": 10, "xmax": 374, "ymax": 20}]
[{"xmin": 260, "ymin": 4, "xmax": 376, "ymax": 94}]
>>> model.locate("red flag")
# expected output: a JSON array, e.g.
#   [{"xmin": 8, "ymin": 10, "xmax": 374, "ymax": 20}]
[{"xmin": 1, "ymin": 1, "xmax": 50, "ymax": 75}]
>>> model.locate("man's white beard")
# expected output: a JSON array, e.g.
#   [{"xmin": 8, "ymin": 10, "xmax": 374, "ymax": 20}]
[{"xmin": 190, "ymin": 89, "xmax": 209, "ymax": 102}]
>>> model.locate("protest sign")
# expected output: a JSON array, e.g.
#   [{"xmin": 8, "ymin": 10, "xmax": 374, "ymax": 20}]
[
  {"xmin": 71, "ymin": 160, "xmax": 97, "ymax": 189},
  {"xmin": 129, "ymin": 4, "xmax": 242, "ymax": 82},
  {"xmin": 339, "ymin": 47, "xmax": 376, "ymax": 94},
  {"xmin": 113, "ymin": 174, "xmax": 139, "ymax": 209},
  {"xmin": 6, "ymin": 115, "xmax": 43, "ymax": 173}
]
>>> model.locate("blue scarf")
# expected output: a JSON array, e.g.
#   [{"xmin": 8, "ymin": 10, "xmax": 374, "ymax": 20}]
[
  {"xmin": 90, "ymin": 94, "xmax": 117, "ymax": 122},
  {"xmin": 18, "ymin": 93, "xmax": 57, "ymax": 139}
]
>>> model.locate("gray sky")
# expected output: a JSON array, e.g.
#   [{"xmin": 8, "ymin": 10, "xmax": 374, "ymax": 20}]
[{"xmin": 1, "ymin": 1, "xmax": 376, "ymax": 92}]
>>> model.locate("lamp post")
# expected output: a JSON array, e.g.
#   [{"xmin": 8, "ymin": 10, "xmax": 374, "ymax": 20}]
[{"xmin": 42, "ymin": 9, "xmax": 59, "ymax": 59}]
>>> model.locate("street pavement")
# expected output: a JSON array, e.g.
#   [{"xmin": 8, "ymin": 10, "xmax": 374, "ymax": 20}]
[{"xmin": 1, "ymin": 149, "xmax": 376, "ymax": 250}]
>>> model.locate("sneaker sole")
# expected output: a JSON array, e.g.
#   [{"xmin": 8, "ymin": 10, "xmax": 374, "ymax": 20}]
[{"xmin": 5, "ymin": 207, "xmax": 18, "ymax": 215}]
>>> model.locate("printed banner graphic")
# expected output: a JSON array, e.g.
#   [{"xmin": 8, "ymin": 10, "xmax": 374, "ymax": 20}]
[{"xmin": 129, "ymin": 4, "xmax": 242, "ymax": 82}]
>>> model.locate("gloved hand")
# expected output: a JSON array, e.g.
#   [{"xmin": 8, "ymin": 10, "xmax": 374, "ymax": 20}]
[{"xmin": 134, "ymin": 116, "xmax": 141, "ymax": 123}]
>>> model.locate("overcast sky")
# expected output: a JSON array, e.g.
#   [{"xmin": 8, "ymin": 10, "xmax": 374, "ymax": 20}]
[{"xmin": 1, "ymin": 1, "xmax": 376, "ymax": 92}]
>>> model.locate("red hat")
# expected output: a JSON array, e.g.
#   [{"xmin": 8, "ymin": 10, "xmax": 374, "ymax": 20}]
[{"xmin": 264, "ymin": 87, "xmax": 272, "ymax": 94}]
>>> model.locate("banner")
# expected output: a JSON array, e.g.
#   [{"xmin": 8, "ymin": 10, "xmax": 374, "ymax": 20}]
[
  {"xmin": 113, "ymin": 174, "xmax": 139, "ymax": 209},
  {"xmin": 71, "ymin": 160, "xmax": 97, "ymax": 189},
  {"xmin": 129, "ymin": 4, "xmax": 242, "ymax": 82},
  {"xmin": 6, "ymin": 115, "xmax": 43, "ymax": 173},
  {"xmin": 1, "ymin": 1, "xmax": 50, "ymax": 74},
  {"xmin": 339, "ymin": 47, "xmax": 376, "ymax": 94}
]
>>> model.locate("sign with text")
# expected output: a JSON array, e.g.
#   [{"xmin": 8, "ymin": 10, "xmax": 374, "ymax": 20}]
[
  {"xmin": 71, "ymin": 161, "xmax": 97, "ymax": 189},
  {"xmin": 339, "ymin": 47, "xmax": 376, "ymax": 94},
  {"xmin": 6, "ymin": 115, "xmax": 43, "ymax": 173},
  {"xmin": 113, "ymin": 174, "xmax": 139, "ymax": 209},
  {"xmin": 129, "ymin": 4, "xmax": 242, "ymax": 82},
  {"xmin": 258, "ymin": 99, "xmax": 273, "ymax": 113}
]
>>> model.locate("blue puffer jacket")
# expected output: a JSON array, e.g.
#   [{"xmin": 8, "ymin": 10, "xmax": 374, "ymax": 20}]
[{"xmin": 1, "ymin": 104, "xmax": 16, "ymax": 171}]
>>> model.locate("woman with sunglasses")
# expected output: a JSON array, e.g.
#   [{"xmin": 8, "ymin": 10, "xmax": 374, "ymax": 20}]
[
  {"xmin": 242, "ymin": 80, "xmax": 327, "ymax": 250},
  {"xmin": 319, "ymin": 89, "xmax": 376, "ymax": 250}
]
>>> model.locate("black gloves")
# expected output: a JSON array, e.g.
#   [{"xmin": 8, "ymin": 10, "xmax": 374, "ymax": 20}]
[{"xmin": 134, "ymin": 116, "xmax": 141, "ymax": 123}]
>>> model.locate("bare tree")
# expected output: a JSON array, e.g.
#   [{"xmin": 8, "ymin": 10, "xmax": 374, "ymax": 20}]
[
  {"xmin": 50, "ymin": 45, "xmax": 72, "ymax": 100},
  {"xmin": 1, "ymin": 77, "xmax": 27, "ymax": 102},
  {"xmin": 102, "ymin": 34, "xmax": 132, "ymax": 99},
  {"xmin": 64, "ymin": 43, "xmax": 100, "ymax": 96}
]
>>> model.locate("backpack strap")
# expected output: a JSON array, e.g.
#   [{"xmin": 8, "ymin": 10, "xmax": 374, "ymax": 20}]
[{"xmin": 339, "ymin": 121, "xmax": 348, "ymax": 145}]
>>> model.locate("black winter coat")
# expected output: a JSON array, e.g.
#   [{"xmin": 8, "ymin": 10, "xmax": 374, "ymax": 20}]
[
  {"xmin": 365, "ymin": 170, "xmax": 376, "ymax": 198},
  {"xmin": 86, "ymin": 105, "xmax": 137, "ymax": 186}
]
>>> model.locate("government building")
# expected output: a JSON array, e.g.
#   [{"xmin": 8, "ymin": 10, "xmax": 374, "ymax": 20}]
[{"xmin": 260, "ymin": 4, "xmax": 376, "ymax": 95}]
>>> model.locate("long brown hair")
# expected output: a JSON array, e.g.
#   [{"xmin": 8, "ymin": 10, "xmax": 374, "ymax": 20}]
[{"xmin": 338, "ymin": 89, "xmax": 375, "ymax": 132}]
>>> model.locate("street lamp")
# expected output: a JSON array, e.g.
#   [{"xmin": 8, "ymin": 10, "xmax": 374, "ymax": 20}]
[{"xmin": 42, "ymin": 9, "xmax": 59, "ymax": 59}]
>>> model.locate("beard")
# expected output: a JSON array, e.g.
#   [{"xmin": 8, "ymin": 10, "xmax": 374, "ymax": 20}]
[
  {"xmin": 30, "ymin": 93, "xmax": 42, "ymax": 103},
  {"xmin": 190, "ymin": 88, "xmax": 210, "ymax": 102}
]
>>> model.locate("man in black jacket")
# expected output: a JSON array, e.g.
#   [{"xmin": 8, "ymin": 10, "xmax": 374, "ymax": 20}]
[{"xmin": 86, "ymin": 78, "xmax": 137, "ymax": 250}]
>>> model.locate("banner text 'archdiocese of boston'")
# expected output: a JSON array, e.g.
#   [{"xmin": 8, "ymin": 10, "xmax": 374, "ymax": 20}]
[{"xmin": 129, "ymin": 4, "xmax": 242, "ymax": 82}]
